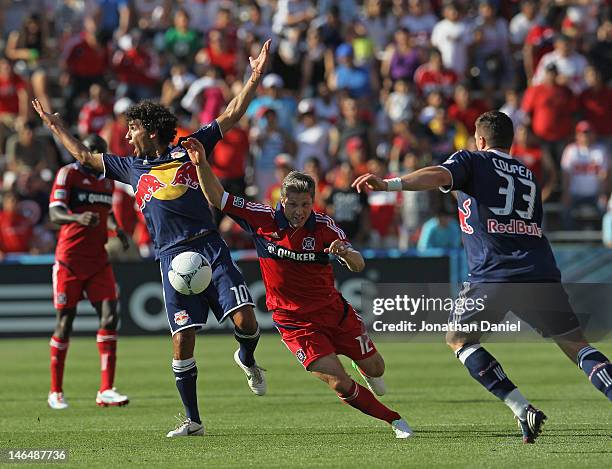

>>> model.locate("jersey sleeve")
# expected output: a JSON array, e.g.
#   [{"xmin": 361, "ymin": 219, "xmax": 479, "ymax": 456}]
[
  {"xmin": 317, "ymin": 213, "xmax": 349, "ymax": 246},
  {"xmin": 182, "ymin": 120, "xmax": 223, "ymax": 158},
  {"xmin": 437, "ymin": 151, "xmax": 473, "ymax": 193},
  {"xmin": 102, "ymin": 154, "xmax": 134, "ymax": 184},
  {"xmin": 221, "ymin": 193, "xmax": 276, "ymax": 233},
  {"xmin": 49, "ymin": 166, "xmax": 73, "ymax": 209}
]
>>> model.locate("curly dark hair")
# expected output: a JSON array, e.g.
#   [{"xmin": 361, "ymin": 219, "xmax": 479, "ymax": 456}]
[{"xmin": 125, "ymin": 100, "xmax": 178, "ymax": 146}]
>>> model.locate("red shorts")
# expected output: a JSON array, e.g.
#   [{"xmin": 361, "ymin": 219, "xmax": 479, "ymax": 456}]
[
  {"xmin": 52, "ymin": 261, "xmax": 117, "ymax": 309},
  {"xmin": 274, "ymin": 298, "xmax": 377, "ymax": 369}
]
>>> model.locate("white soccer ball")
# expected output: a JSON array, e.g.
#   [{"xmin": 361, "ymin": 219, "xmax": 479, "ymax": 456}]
[{"xmin": 168, "ymin": 251, "xmax": 212, "ymax": 295}]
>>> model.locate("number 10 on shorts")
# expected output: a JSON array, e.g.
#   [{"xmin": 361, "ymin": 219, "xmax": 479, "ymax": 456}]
[{"xmin": 230, "ymin": 285, "xmax": 250, "ymax": 304}]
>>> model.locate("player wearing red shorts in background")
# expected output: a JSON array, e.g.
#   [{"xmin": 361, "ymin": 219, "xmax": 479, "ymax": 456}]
[
  {"xmin": 47, "ymin": 134, "xmax": 130, "ymax": 410},
  {"xmin": 184, "ymin": 137, "xmax": 413, "ymax": 439}
]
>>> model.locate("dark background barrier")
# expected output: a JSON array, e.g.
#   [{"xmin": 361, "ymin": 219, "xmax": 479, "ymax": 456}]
[{"xmin": 0, "ymin": 256, "xmax": 450, "ymax": 337}]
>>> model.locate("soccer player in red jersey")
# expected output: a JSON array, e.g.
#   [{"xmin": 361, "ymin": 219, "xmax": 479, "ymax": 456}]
[
  {"xmin": 47, "ymin": 134, "xmax": 130, "ymax": 410},
  {"xmin": 183, "ymin": 137, "xmax": 412, "ymax": 439}
]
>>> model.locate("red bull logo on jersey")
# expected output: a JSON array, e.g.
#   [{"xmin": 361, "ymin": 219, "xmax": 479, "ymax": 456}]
[
  {"xmin": 134, "ymin": 161, "xmax": 200, "ymax": 210},
  {"xmin": 135, "ymin": 174, "xmax": 167, "ymax": 210},
  {"xmin": 171, "ymin": 161, "xmax": 199, "ymax": 190},
  {"xmin": 458, "ymin": 199, "xmax": 474, "ymax": 234}
]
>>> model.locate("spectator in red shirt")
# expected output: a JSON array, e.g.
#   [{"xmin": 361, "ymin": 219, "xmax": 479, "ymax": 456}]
[
  {"xmin": 345, "ymin": 136, "xmax": 369, "ymax": 177},
  {"xmin": 78, "ymin": 84, "xmax": 113, "ymax": 137},
  {"xmin": 0, "ymin": 57, "xmax": 28, "ymax": 153},
  {"xmin": 264, "ymin": 153, "xmax": 295, "ymax": 209},
  {"xmin": 366, "ymin": 158, "xmax": 400, "ymax": 248},
  {"xmin": 61, "ymin": 16, "xmax": 109, "ymax": 123},
  {"xmin": 521, "ymin": 63, "xmax": 578, "ymax": 164},
  {"xmin": 580, "ymin": 65, "xmax": 612, "ymax": 139},
  {"xmin": 100, "ymin": 97, "xmax": 133, "ymax": 156},
  {"xmin": 523, "ymin": 5, "xmax": 563, "ymax": 81},
  {"xmin": 211, "ymin": 120, "xmax": 249, "ymax": 198},
  {"xmin": 511, "ymin": 124, "xmax": 557, "ymax": 202},
  {"xmin": 448, "ymin": 84, "xmax": 489, "ymax": 135},
  {"xmin": 0, "ymin": 190, "xmax": 33, "ymax": 258},
  {"xmin": 414, "ymin": 48, "xmax": 458, "ymax": 98},
  {"xmin": 112, "ymin": 29, "xmax": 160, "ymax": 101},
  {"xmin": 196, "ymin": 30, "xmax": 240, "ymax": 81}
]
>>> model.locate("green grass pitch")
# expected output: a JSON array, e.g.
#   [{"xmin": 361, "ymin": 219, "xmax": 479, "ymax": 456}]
[{"xmin": 1, "ymin": 336, "xmax": 610, "ymax": 468}]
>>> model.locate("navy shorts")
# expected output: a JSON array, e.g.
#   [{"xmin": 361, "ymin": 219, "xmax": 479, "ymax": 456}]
[
  {"xmin": 160, "ymin": 233, "xmax": 254, "ymax": 335},
  {"xmin": 449, "ymin": 281, "xmax": 581, "ymax": 338}
]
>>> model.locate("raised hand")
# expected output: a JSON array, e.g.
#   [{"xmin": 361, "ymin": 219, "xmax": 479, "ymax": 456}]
[
  {"xmin": 182, "ymin": 137, "xmax": 207, "ymax": 166},
  {"xmin": 249, "ymin": 39, "xmax": 271, "ymax": 76},
  {"xmin": 351, "ymin": 173, "xmax": 388, "ymax": 193},
  {"xmin": 32, "ymin": 98, "xmax": 64, "ymax": 132}
]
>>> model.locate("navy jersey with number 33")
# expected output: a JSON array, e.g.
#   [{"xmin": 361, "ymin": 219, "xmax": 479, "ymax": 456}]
[{"xmin": 439, "ymin": 149, "xmax": 561, "ymax": 282}]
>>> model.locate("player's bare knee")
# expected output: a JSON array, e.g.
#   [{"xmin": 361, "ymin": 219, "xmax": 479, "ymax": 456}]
[
  {"xmin": 172, "ymin": 328, "xmax": 196, "ymax": 359},
  {"xmin": 99, "ymin": 311, "xmax": 118, "ymax": 330},
  {"xmin": 361, "ymin": 354, "xmax": 385, "ymax": 377},
  {"xmin": 445, "ymin": 331, "xmax": 467, "ymax": 350},
  {"xmin": 231, "ymin": 306, "xmax": 258, "ymax": 334},
  {"xmin": 369, "ymin": 358, "xmax": 385, "ymax": 378},
  {"xmin": 55, "ymin": 310, "xmax": 75, "ymax": 339}
]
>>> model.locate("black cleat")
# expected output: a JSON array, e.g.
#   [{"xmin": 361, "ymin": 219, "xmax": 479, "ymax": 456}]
[{"xmin": 516, "ymin": 405, "xmax": 547, "ymax": 443}]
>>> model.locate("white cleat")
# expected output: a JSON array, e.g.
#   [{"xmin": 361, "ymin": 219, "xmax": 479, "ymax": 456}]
[
  {"xmin": 166, "ymin": 417, "xmax": 205, "ymax": 437},
  {"xmin": 96, "ymin": 387, "xmax": 129, "ymax": 407},
  {"xmin": 48, "ymin": 392, "xmax": 69, "ymax": 410},
  {"xmin": 391, "ymin": 418, "xmax": 414, "ymax": 439},
  {"xmin": 233, "ymin": 349, "xmax": 267, "ymax": 396},
  {"xmin": 352, "ymin": 361, "xmax": 386, "ymax": 396}
]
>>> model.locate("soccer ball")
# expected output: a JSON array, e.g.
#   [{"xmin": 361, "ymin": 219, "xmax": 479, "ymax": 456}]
[{"xmin": 168, "ymin": 251, "xmax": 212, "ymax": 295}]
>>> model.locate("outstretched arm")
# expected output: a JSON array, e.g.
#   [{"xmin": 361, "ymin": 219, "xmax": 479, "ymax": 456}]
[
  {"xmin": 352, "ymin": 166, "xmax": 452, "ymax": 193},
  {"xmin": 32, "ymin": 99, "xmax": 104, "ymax": 173},
  {"xmin": 184, "ymin": 137, "xmax": 225, "ymax": 209},
  {"xmin": 216, "ymin": 39, "xmax": 271, "ymax": 135}
]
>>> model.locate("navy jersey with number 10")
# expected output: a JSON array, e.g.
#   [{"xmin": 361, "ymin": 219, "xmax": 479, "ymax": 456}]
[{"xmin": 439, "ymin": 149, "xmax": 561, "ymax": 282}]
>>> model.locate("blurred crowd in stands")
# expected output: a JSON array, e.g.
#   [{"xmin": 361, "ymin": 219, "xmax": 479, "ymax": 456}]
[{"xmin": 0, "ymin": 0, "xmax": 611, "ymax": 259}]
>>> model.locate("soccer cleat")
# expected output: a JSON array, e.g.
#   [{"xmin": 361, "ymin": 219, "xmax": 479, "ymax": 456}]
[
  {"xmin": 391, "ymin": 418, "xmax": 414, "ymax": 439},
  {"xmin": 516, "ymin": 405, "xmax": 547, "ymax": 443},
  {"xmin": 48, "ymin": 392, "xmax": 69, "ymax": 410},
  {"xmin": 351, "ymin": 361, "xmax": 386, "ymax": 396},
  {"xmin": 96, "ymin": 387, "xmax": 129, "ymax": 407},
  {"xmin": 166, "ymin": 416, "xmax": 205, "ymax": 438},
  {"xmin": 233, "ymin": 349, "xmax": 267, "ymax": 396}
]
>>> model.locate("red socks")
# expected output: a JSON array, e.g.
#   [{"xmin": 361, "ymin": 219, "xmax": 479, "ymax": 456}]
[
  {"xmin": 96, "ymin": 329, "xmax": 117, "ymax": 392},
  {"xmin": 49, "ymin": 336, "xmax": 69, "ymax": 393},
  {"xmin": 338, "ymin": 381, "xmax": 401, "ymax": 423}
]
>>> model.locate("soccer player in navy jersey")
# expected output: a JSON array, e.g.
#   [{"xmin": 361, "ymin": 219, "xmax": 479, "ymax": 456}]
[
  {"xmin": 353, "ymin": 111, "xmax": 611, "ymax": 443},
  {"xmin": 183, "ymin": 137, "xmax": 413, "ymax": 439},
  {"xmin": 33, "ymin": 40, "xmax": 272, "ymax": 438}
]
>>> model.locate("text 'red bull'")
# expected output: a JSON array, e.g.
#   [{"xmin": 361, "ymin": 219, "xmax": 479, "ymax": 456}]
[
  {"xmin": 171, "ymin": 162, "xmax": 199, "ymax": 190},
  {"xmin": 135, "ymin": 174, "xmax": 166, "ymax": 210}
]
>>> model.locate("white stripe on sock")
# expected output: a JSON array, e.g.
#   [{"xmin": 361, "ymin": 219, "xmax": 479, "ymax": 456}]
[
  {"xmin": 457, "ymin": 343, "xmax": 482, "ymax": 364},
  {"xmin": 172, "ymin": 358, "xmax": 196, "ymax": 373},
  {"xmin": 577, "ymin": 346, "xmax": 597, "ymax": 368},
  {"xmin": 234, "ymin": 326, "xmax": 260, "ymax": 340},
  {"xmin": 598, "ymin": 369, "xmax": 612, "ymax": 387}
]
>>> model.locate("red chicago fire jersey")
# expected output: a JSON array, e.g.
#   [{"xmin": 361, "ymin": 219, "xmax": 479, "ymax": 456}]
[
  {"xmin": 222, "ymin": 193, "xmax": 348, "ymax": 319},
  {"xmin": 49, "ymin": 163, "xmax": 114, "ymax": 271}
]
